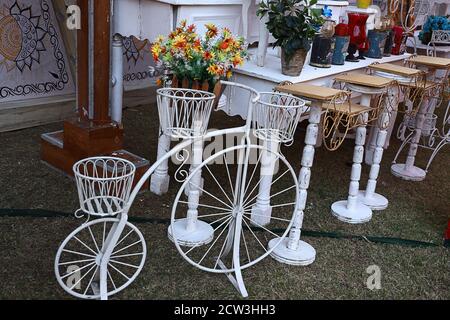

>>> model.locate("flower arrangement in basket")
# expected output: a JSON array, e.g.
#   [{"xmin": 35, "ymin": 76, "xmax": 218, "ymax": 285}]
[
  {"xmin": 419, "ymin": 15, "xmax": 450, "ymax": 45},
  {"xmin": 151, "ymin": 21, "xmax": 248, "ymax": 104}
]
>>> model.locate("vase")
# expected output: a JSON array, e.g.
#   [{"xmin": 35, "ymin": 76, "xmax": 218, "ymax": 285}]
[
  {"xmin": 392, "ymin": 26, "xmax": 407, "ymax": 55},
  {"xmin": 347, "ymin": 12, "xmax": 368, "ymax": 62},
  {"xmin": 171, "ymin": 75, "xmax": 224, "ymax": 109},
  {"xmin": 332, "ymin": 35, "xmax": 350, "ymax": 65},
  {"xmin": 366, "ymin": 30, "xmax": 387, "ymax": 59},
  {"xmin": 310, "ymin": 34, "xmax": 336, "ymax": 68},
  {"xmin": 281, "ymin": 48, "xmax": 307, "ymax": 77}
]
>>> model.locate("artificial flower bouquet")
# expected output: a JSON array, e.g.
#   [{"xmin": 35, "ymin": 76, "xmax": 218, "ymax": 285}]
[
  {"xmin": 419, "ymin": 15, "xmax": 450, "ymax": 45},
  {"xmin": 151, "ymin": 21, "xmax": 247, "ymax": 93}
]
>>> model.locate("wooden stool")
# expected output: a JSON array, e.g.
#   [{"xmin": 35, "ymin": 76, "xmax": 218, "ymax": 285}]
[
  {"xmin": 335, "ymin": 73, "xmax": 394, "ymax": 211},
  {"xmin": 390, "ymin": 56, "xmax": 450, "ymax": 181}
]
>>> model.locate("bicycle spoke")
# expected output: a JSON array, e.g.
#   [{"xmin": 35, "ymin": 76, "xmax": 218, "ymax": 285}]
[
  {"xmin": 241, "ymin": 227, "xmax": 251, "ymax": 264},
  {"xmin": 242, "ymin": 218, "xmax": 268, "ymax": 253},
  {"xmin": 87, "ymin": 226, "xmax": 101, "ymax": 253},
  {"xmin": 107, "ymin": 270, "xmax": 117, "ymax": 291},
  {"xmin": 58, "ymin": 258, "xmax": 95, "ymax": 266},
  {"xmin": 179, "ymin": 201, "xmax": 231, "ymax": 212},
  {"xmin": 198, "ymin": 217, "xmax": 234, "ymax": 265},
  {"xmin": 243, "ymin": 214, "xmax": 280, "ymax": 238},
  {"xmin": 109, "ymin": 259, "xmax": 140, "ymax": 269},
  {"xmin": 70, "ymin": 264, "xmax": 97, "ymax": 290},
  {"xmin": 73, "ymin": 236, "xmax": 98, "ymax": 255},
  {"xmin": 223, "ymin": 154, "xmax": 236, "ymax": 200},
  {"xmin": 188, "ymin": 180, "xmax": 233, "ymax": 210},
  {"xmin": 111, "ymin": 252, "xmax": 144, "ymax": 259},
  {"xmin": 83, "ymin": 266, "xmax": 99, "ymax": 295},
  {"xmin": 61, "ymin": 261, "xmax": 96, "ymax": 280},
  {"xmin": 204, "ymin": 164, "xmax": 233, "ymax": 206},
  {"xmin": 112, "ymin": 240, "xmax": 142, "ymax": 256},
  {"xmin": 109, "ymin": 263, "xmax": 131, "ymax": 281},
  {"xmin": 62, "ymin": 249, "xmax": 96, "ymax": 259}
]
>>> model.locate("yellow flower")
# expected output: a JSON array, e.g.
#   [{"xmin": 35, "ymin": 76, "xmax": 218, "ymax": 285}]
[
  {"xmin": 155, "ymin": 35, "xmax": 165, "ymax": 44},
  {"xmin": 207, "ymin": 64, "xmax": 223, "ymax": 76},
  {"xmin": 226, "ymin": 70, "xmax": 233, "ymax": 79},
  {"xmin": 232, "ymin": 54, "xmax": 244, "ymax": 67},
  {"xmin": 173, "ymin": 35, "xmax": 187, "ymax": 49},
  {"xmin": 203, "ymin": 51, "xmax": 215, "ymax": 60},
  {"xmin": 151, "ymin": 44, "xmax": 161, "ymax": 61}
]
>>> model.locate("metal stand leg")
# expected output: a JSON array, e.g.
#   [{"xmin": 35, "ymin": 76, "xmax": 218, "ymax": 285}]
[
  {"xmin": 268, "ymin": 105, "xmax": 320, "ymax": 266},
  {"xmin": 332, "ymin": 113, "xmax": 373, "ymax": 224}
]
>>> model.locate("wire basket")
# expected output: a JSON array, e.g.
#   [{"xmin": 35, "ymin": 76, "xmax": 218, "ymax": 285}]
[
  {"xmin": 73, "ymin": 157, "xmax": 136, "ymax": 217},
  {"xmin": 252, "ymin": 92, "xmax": 307, "ymax": 144},
  {"xmin": 157, "ymin": 88, "xmax": 216, "ymax": 139}
]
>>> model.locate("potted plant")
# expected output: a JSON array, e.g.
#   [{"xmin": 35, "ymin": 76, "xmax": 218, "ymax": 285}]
[
  {"xmin": 151, "ymin": 20, "xmax": 247, "ymax": 102},
  {"xmin": 257, "ymin": 0, "xmax": 323, "ymax": 76}
]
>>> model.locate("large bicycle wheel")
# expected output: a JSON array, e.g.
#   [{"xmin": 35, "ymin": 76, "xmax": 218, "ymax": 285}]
[
  {"xmin": 55, "ymin": 218, "xmax": 146, "ymax": 299},
  {"xmin": 170, "ymin": 144, "xmax": 299, "ymax": 274}
]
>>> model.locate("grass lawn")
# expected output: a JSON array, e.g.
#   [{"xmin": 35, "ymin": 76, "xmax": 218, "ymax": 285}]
[{"xmin": 0, "ymin": 103, "xmax": 448, "ymax": 300}]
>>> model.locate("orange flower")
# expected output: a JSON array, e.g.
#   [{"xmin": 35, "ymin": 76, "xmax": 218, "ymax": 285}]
[
  {"xmin": 205, "ymin": 23, "xmax": 218, "ymax": 38},
  {"xmin": 156, "ymin": 78, "xmax": 163, "ymax": 86},
  {"xmin": 219, "ymin": 38, "xmax": 231, "ymax": 51},
  {"xmin": 226, "ymin": 69, "xmax": 233, "ymax": 79},
  {"xmin": 207, "ymin": 64, "xmax": 224, "ymax": 76},
  {"xmin": 187, "ymin": 24, "xmax": 196, "ymax": 33},
  {"xmin": 173, "ymin": 35, "xmax": 187, "ymax": 49},
  {"xmin": 232, "ymin": 54, "xmax": 244, "ymax": 67},
  {"xmin": 203, "ymin": 51, "xmax": 215, "ymax": 60}
]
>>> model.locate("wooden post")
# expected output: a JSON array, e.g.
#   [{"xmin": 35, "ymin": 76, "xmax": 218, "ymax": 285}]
[
  {"xmin": 41, "ymin": 0, "xmax": 150, "ymax": 190},
  {"xmin": 93, "ymin": 0, "xmax": 111, "ymax": 124},
  {"xmin": 77, "ymin": 0, "xmax": 89, "ymax": 120}
]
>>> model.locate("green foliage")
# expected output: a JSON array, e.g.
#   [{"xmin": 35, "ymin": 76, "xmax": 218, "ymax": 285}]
[{"xmin": 257, "ymin": 0, "xmax": 323, "ymax": 59}]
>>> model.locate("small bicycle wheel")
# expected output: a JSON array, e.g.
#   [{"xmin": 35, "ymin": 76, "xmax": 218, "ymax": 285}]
[
  {"xmin": 55, "ymin": 218, "xmax": 146, "ymax": 299},
  {"xmin": 170, "ymin": 144, "xmax": 299, "ymax": 274}
]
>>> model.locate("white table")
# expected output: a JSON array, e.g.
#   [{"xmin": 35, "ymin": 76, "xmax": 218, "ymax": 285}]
[{"xmin": 227, "ymin": 48, "xmax": 411, "ymax": 118}]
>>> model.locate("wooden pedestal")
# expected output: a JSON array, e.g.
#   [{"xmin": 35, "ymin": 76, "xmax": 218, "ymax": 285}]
[{"xmin": 41, "ymin": 119, "xmax": 149, "ymax": 190}]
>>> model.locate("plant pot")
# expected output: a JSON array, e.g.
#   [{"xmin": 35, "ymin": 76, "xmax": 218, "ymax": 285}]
[
  {"xmin": 171, "ymin": 76, "xmax": 224, "ymax": 109},
  {"xmin": 281, "ymin": 48, "xmax": 307, "ymax": 77}
]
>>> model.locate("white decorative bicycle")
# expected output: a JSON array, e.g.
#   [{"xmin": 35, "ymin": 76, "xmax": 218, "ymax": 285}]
[{"xmin": 55, "ymin": 81, "xmax": 308, "ymax": 299}]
